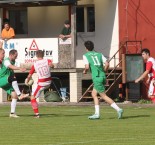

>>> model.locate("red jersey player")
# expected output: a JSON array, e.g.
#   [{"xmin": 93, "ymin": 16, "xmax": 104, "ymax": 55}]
[
  {"xmin": 135, "ymin": 48, "xmax": 155, "ymax": 103},
  {"xmin": 23, "ymin": 50, "xmax": 54, "ymax": 118}
]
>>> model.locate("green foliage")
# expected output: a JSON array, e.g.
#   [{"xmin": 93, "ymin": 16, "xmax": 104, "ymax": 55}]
[
  {"xmin": 0, "ymin": 105, "xmax": 155, "ymax": 145},
  {"xmin": 138, "ymin": 99, "xmax": 152, "ymax": 104}
]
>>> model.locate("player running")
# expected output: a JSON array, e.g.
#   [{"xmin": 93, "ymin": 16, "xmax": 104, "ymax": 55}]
[{"xmin": 83, "ymin": 40, "xmax": 123, "ymax": 119}]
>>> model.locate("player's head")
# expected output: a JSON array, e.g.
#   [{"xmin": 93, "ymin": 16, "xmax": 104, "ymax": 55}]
[
  {"xmin": 9, "ymin": 49, "xmax": 18, "ymax": 60},
  {"xmin": 0, "ymin": 48, "xmax": 5, "ymax": 61},
  {"xmin": 64, "ymin": 20, "xmax": 70, "ymax": 28},
  {"xmin": 3, "ymin": 22, "xmax": 10, "ymax": 31},
  {"xmin": 36, "ymin": 50, "xmax": 44, "ymax": 58},
  {"xmin": 141, "ymin": 48, "xmax": 150, "ymax": 60},
  {"xmin": 84, "ymin": 41, "xmax": 94, "ymax": 51}
]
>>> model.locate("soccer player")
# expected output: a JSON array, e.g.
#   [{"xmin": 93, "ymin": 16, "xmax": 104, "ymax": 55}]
[
  {"xmin": 0, "ymin": 48, "xmax": 27, "ymax": 117},
  {"xmin": 83, "ymin": 40, "xmax": 123, "ymax": 119},
  {"xmin": 135, "ymin": 48, "xmax": 155, "ymax": 103},
  {"xmin": 22, "ymin": 50, "xmax": 54, "ymax": 118}
]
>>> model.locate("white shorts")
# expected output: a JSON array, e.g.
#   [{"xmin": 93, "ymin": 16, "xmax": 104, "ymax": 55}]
[
  {"xmin": 32, "ymin": 85, "xmax": 50, "ymax": 98},
  {"xmin": 148, "ymin": 79, "xmax": 155, "ymax": 96}
]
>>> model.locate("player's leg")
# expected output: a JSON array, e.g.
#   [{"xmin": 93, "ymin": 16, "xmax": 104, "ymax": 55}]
[
  {"xmin": 99, "ymin": 92, "xmax": 123, "ymax": 119},
  {"xmin": 3, "ymin": 84, "xmax": 19, "ymax": 118},
  {"xmin": 148, "ymin": 79, "xmax": 155, "ymax": 103},
  {"xmin": 95, "ymin": 77, "xmax": 123, "ymax": 119},
  {"xmin": 8, "ymin": 75, "xmax": 29, "ymax": 99},
  {"xmin": 88, "ymin": 88, "xmax": 100, "ymax": 119},
  {"xmin": 10, "ymin": 91, "xmax": 19, "ymax": 118},
  {"xmin": 30, "ymin": 85, "xmax": 50, "ymax": 118}
]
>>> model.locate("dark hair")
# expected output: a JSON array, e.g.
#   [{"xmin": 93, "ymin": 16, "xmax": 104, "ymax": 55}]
[
  {"xmin": 4, "ymin": 22, "xmax": 10, "ymax": 26},
  {"xmin": 84, "ymin": 41, "xmax": 94, "ymax": 51},
  {"xmin": 141, "ymin": 48, "xmax": 150, "ymax": 55},
  {"xmin": 64, "ymin": 20, "xmax": 70, "ymax": 25},
  {"xmin": 36, "ymin": 50, "xmax": 44, "ymax": 58},
  {"xmin": 9, "ymin": 49, "xmax": 17, "ymax": 55}
]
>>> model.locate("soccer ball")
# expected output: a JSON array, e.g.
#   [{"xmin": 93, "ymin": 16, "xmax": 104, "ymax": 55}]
[{"xmin": 25, "ymin": 78, "xmax": 34, "ymax": 86}]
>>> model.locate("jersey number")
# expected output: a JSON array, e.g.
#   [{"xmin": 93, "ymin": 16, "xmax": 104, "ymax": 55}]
[
  {"xmin": 91, "ymin": 56, "xmax": 100, "ymax": 65},
  {"xmin": 38, "ymin": 66, "xmax": 49, "ymax": 77}
]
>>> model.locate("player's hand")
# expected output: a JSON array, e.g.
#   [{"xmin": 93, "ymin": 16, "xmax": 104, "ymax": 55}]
[
  {"xmin": 83, "ymin": 70, "xmax": 87, "ymax": 74},
  {"xmin": 146, "ymin": 78, "xmax": 150, "ymax": 84},
  {"xmin": 0, "ymin": 41, "xmax": 3, "ymax": 48},
  {"xmin": 20, "ymin": 67, "xmax": 26, "ymax": 72},
  {"xmin": 135, "ymin": 79, "xmax": 139, "ymax": 83}
]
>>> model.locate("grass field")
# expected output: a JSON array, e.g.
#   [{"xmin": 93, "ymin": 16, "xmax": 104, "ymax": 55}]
[{"xmin": 0, "ymin": 103, "xmax": 155, "ymax": 145}]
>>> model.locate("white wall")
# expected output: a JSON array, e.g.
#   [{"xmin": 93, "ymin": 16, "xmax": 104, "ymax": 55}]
[
  {"xmin": 28, "ymin": 6, "xmax": 69, "ymax": 38},
  {"xmin": 0, "ymin": 8, "xmax": 3, "ymax": 36},
  {"xmin": 76, "ymin": 0, "xmax": 119, "ymax": 68},
  {"xmin": 20, "ymin": 1, "xmax": 119, "ymax": 68}
]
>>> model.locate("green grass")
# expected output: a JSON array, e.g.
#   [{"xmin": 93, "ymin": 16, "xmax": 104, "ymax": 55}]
[{"xmin": 0, "ymin": 104, "xmax": 155, "ymax": 145}]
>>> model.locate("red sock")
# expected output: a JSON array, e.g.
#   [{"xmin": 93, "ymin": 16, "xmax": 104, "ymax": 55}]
[
  {"xmin": 31, "ymin": 99, "xmax": 39, "ymax": 115},
  {"xmin": 151, "ymin": 98, "xmax": 155, "ymax": 104}
]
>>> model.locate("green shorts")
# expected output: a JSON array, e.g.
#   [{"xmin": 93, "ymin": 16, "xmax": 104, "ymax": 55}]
[
  {"xmin": 93, "ymin": 76, "xmax": 106, "ymax": 93},
  {"xmin": 0, "ymin": 76, "xmax": 14, "ymax": 95}
]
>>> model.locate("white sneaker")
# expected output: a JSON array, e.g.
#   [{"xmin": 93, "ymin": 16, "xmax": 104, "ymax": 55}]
[
  {"xmin": 88, "ymin": 114, "xmax": 100, "ymax": 120},
  {"xmin": 18, "ymin": 93, "xmax": 29, "ymax": 100},
  {"xmin": 9, "ymin": 113, "xmax": 20, "ymax": 118}
]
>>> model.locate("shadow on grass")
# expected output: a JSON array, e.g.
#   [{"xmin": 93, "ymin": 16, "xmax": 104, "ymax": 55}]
[
  {"xmin": 122, "ymin": 115, "xmax": 150, "ymax": 119},
  {"xmin": 108, "ymin": 115, "xmax": 150, "ymax": 120},
  {"xmin": 18, "ymin": 113, "xmax": 90, "ymax": 118}
]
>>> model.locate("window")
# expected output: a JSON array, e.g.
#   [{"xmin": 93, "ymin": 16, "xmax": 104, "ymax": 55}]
[
  {"xmin": 7, "ymin": 8, "xmax": 28, "ymax": 35},
  {"xmin": 76, "ymin": 6, "xmax": 95, "ymax": 32}
]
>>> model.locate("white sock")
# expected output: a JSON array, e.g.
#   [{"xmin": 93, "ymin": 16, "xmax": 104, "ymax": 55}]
[
  {"xmin": 11, "ymin": 98, "xmax": 17, "ymax": 113},
  {"xmin": 95, "ymin": 105, "xmax": 99, "ymax": 115},
  {"xmin": 12, "ymin": 81, "xmax": 21, "ymax": 96},
  {"xmin": 111, "ymin": 102, "xmax": 121, "ymax": 112}
]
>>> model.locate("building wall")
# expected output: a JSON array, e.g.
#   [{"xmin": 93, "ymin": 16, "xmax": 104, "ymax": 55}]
[
  {"xmin": 119, "ymin": 0, "xmax": 155, "ymax": 55},
  {"xmin": 76, "ymin": 0, "xmax": 119, "ymax": 68},
  {"xmin": 0, "ymin": 0, "xmax": 119, "ymax": 69},
  {"xmin": 28, "ymin": 6, "xmax": 69, "ymax": 38},
  {"xmin": 118, "ymin": 0, "xmax": 155, "ymax": 99}
]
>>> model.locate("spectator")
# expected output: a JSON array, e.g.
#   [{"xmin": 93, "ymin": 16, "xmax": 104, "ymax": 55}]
[
  {"xmin": 59, "ymin": 20, "xmax": 71, "ymax": 40},
  {"xmin": 1, "ymin": 22, "xmax": 15, "ymax": 40}
]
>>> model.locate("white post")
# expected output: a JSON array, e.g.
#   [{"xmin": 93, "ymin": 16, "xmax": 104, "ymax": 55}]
[
  {"xmin": 0, "ymin": 88, "xmax": 7, "ymax": 102},
  {"xmin": 0, "ymin": 8, "xmax": 2, "ymax": 33},
  {"xmin": 69, "ymin": 72, "xmax": 82, "ymax": 102}
]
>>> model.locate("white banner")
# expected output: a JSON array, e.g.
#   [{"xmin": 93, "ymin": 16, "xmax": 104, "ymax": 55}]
[{"xmin": 2, "ymin": 38, "xmax": 58, "ymax": 66}]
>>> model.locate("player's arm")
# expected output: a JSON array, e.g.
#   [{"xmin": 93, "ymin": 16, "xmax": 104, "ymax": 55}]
[
  {"xmin": 135, "ymin": 61, "xmax": 152, "ymax": 83},
  {"xmin": 26, "ymin": 65, "xmax": 35, "ymax": 83},
  {"xmin": 83, "ymin": 55, "xmax": 89, "ymax": 74},
  {"xmin": 83, "ymin": 64, "xmax": 89, "ymax": 74},
  {"xmin": 104, "ymin": 61, "xmax": 109, "ymax": 72},
  {"xmin": 48, "ymin": 59, "xmax": 54, "ymax": 68},
  {"xmin": 102, "ymin": 54, "xmax": 109, "ymax": 72},
  {"xmin": 135, "ymin": 70, "xmax": 150, "ymax": 83},
  {"xmin": 0, "ymin": 41, "xmax": 3, "ymax": 49},
  {"xmin": 4, "ymin": 60, "xmax": 26, "ymax": 72}
]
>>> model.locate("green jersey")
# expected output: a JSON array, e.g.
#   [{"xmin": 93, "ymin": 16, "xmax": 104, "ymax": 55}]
[
  {"xmin": 83, "ymin": 51, "xmax": 107, "ymax": 79},
  {"xmin": 0, "ymin": 57, "xmax": 15, "ymax": 78},
  {"xmin": 61, "ymin": 27, "xmax": 71, "ymax": 35}
]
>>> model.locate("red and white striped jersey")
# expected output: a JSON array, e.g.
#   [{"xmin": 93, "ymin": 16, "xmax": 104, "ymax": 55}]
[
  {"xmin": 147, "ymin": 57, "xmax": 155, "ymax": 79},
  {"xmin": 29, "ymin": 59, "xmax": 52, "ymax": 86}
]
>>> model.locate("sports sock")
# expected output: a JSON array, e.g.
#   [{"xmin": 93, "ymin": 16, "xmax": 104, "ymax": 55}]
[
  {"xmin": 11, "ymin": 98, "xmax": 17, "ymax": 113},
  {"xmin": 151, "ymin": 97, "xmax": 155, "ymax": 103},
  {"xmin": 95, "ymin": 105, "xmax": 99, "ymax": 115},
  {"xmin": 111, "ymin": 102, "xmax": 121, "ymax": 112},
  {"xmin": 31, "ymin": 99, "xmax": 39, "ymax": 115},
  {"xmin": 12, "ymin": 81, "xmax": 21, "ymax": 96}
]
